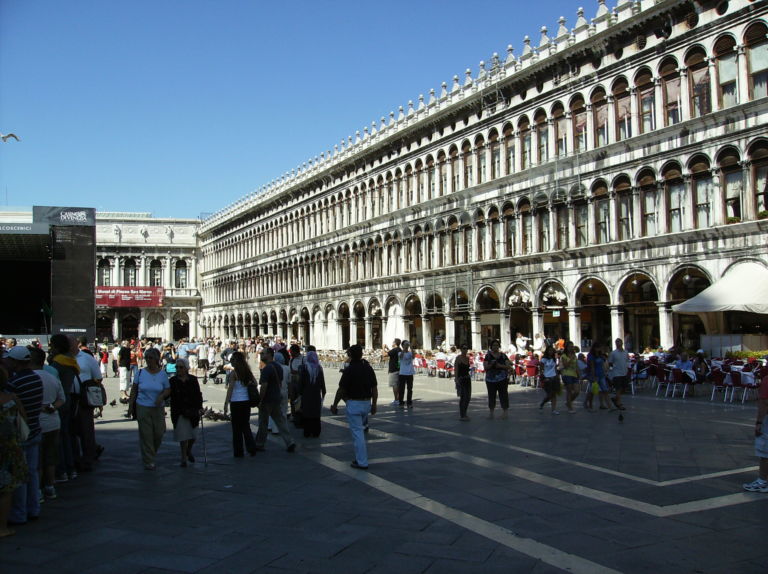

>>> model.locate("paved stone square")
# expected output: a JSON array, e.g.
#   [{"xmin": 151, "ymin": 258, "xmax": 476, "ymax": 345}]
[{"xmin": 2, "ymin": 370, "xmax": 766, "ymax": 574}]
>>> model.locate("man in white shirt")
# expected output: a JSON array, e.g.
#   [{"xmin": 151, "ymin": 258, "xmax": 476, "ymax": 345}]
[
  {"xmin": 74, "ymin": 342, "xmax": 104, "ymax": 472},
  {"xmin": 515, "ymin": 332, "xmax": 529, "ymax": 356},
  {"xmin": 608, "ymin": 338, "xmax": 630, "ymax": 411}
]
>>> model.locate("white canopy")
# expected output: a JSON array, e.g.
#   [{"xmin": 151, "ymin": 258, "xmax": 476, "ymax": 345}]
[{"xmin": 672, "ymin": 261, "xmax": 768, "ymax": 315}]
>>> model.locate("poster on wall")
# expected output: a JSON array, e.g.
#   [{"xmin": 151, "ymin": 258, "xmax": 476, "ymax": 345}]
[{"xmin": 96, "ymin": 286, "xmax": 164, "ymax": 307}]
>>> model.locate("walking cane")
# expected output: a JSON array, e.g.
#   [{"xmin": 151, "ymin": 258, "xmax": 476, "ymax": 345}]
[{"xmin": 200, "ymin": 414, "xmax": 208, "ymax": 467}]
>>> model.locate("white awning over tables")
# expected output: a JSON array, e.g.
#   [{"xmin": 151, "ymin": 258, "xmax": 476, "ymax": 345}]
[{"xmin": 672, "ymin": 261, "xmax": 768, "ymax": 335}]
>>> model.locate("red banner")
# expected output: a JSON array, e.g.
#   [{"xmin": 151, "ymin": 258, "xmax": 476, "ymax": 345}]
[{"xmin": 95, "ymin": 287, "xmax": 164, "ymax": 308}]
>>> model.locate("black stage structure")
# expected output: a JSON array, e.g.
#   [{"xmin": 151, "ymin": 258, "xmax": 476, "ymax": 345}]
[{"xmin": 0, "ymin": 206, "xmax": 96, "ymax": 344}]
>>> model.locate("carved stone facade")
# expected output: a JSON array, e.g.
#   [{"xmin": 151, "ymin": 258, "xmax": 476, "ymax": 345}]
[
  {"xmin": 95, "ymin": 213, "xmax": 201, "ymax": 342},
  {"xmin": 190, "ymin": 1, "xmax": 768, "ymax": 351}
]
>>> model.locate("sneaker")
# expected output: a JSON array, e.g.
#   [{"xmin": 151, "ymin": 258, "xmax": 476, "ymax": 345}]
[
  {"xmin": 350, "ymin": 461, "xmax": 369, "ymax": 470},
  {"xmin": 390, "ymin": 400, "xmax": 399, "ymax": 406},
  {"xmin": 44, "ymin": 486, "xmax": 57, "ymax": 500},
  {"xmin": 742, "ymin": 478, "xmax": 768, "ymax": 493},
  {"xmin": 552, "ymin": 410, "xmax": 560, "ymax": 415}
]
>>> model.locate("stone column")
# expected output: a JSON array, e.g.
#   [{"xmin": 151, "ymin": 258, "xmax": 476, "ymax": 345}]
[
  {"xmin": 190, "ymin": 257, "xmax": 198, "ymax": 289},
  {"xmin": 113, "ymin": 313, "xmax": 120, "ymax": 342},
  {"xmin": 365, "ymin": 318, "xmax": 373, "ymax": 349},
  {"xmin": 567, "ymin": 307, "xmax": 581, "ymax": 349},
  {"xmin": 683, "ymin": 175, "xmax": 695, "ymax": 230},
  {"xmin": 190, "ymin": 309, "xmax": 198, "ymax": 340},
  {"xmin": 165, "ymin": 311, "xmax": 174, "ymax": 342},
  {"xmin": 707, "ymin": 57, "xmax": 720, "ymax": 112},
  {"xmin": 531, "ymin": 309, "xmax": 543, "ymax": 341},
  {"xmin": 711, "ymin": 168, "xmax": 725, "ymax": 226},
  {"xmin": 138, "ymin": 256, "xmax": 147, "ymax": 286},
  {"xmin": 567, "ymin": 202, "xmax": 577, "ymax": 247},
  {"xmin": 114, "ymin": 257, "xmax": 122, "ymax": 286},
  {"xmin": 586, "ymin": 197, "xmax": 596, "ymax": 245},
  {"xmin": 499, "ymin": 311, "xmax": 511, "ymax": 351},
  {"xmin": 565, "ymin": 112, "xmax": 574, "ymax": 156},
  {"xmin": 609, "ymin": 191, "xmax": 619, "ymax": 242},
  {"xmin": 742, "ymin": 161, "xmax": 756, "ymax": 220},
  {"xmin": 609, "ymin": 305, "xmax": 624, "ymax": 344},
  {"xmin": 421, "ymin": 315, "xmax": 433, "ymax": 350},
  {"xmin": 139, "ymin": 309, "xmax": 146, "ymax": 338},
  {"xmin": 444, "ymin": 315, "xmax": 455, "ymax": 348},
  {"xmin": 606, "ymin": 95, "xmax": 617, "ymax": 143},
  {"xmin": 631, "ymin": 187, "xmax": 643, "ymax": 238},
  {"xmin": 470, "ymin": 312, "xmax": 482, "ymax": 350},
  {"xmin": 165, "ymin": 256, "xmax": 174, "ymax": 290},
  {"xmin": 585, "ymin": 103, "xmax": 595, "ymax": 151},
  {"xmin": 656, "ymin": 180, "xmax": 669, "ymax": 234},
  {"xmin": 736, "ymin": 44, "xmax": 748, "ymax": 105},
  {"xmin": 514, "ymin": 130, "xmax": 523, "ymax": 173},
  {"xmin": 679, "ymin": 66, "xmax": 690, "ymax": 122},
  {"xmin": 657, "ymin": 303, "xmax": 674, "ymax": 349}
]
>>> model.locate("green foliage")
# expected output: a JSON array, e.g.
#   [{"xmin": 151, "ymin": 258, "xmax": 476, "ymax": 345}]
[{"xmin": 724, "ymin": 350, "xmax": 768, "ymax": 360}]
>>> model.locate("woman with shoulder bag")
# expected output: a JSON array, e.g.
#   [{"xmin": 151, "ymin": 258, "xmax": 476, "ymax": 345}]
[
  {"xmin": 223, "ymin": 352, "xmax": 258, "ymax": 457},
  {"xmin": 127, "ymin": 348, "xmax": 170, "ymax": 470},
  {"xmin": 169, "ymin": 358, "xmax": 203, "ymax": 467},
  {"xmin": 483, "ymin": 339, "xmax": 512, "ymax": 419}
]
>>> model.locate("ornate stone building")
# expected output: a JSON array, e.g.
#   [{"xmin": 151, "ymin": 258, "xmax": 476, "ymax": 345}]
[
  {"xmin": 95, "ymin": 212, "xmax": 201, "ymax": 342},
  {"xmin": 197, "ymin": 0, "xmax": 768, "ymax": 352}
]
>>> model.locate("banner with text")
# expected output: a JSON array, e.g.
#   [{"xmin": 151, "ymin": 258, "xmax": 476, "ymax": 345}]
[{"xmin": 96, "ymin": 287, "xmax": 164, "ymax": 308}]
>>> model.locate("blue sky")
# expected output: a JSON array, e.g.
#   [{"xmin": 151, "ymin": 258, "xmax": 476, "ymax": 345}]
[{"xmin": 1, "ymin": 0, "xmax": 583, "ymax": 219}]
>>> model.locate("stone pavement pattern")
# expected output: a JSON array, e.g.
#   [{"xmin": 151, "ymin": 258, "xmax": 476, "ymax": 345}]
[{"xmin": 2, "ymin": 370, "xmax": 767, "ymax": 574}]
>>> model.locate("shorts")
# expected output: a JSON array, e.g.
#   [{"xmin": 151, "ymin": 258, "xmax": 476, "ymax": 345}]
[
  {"xmin": 561, "ymin": 375, "xmax": 578, "ymax": 387},
  {"xmin": 595, "ymin": 375, "xmax": 609, "ymax": 392},
  {"xmin": 543, "ymin": 377, "xmax": 561, "ymax": 394},
  {"xmin": 388, "ymin": 372, "xmax": 399, "ymax": 388},
  {"xmin": 612, "ymin": 375, "xmax": 629, "ymax": 391},
  {"xmin": 198, "ymin": 359, "xmax": 210, "ymax": 370}
]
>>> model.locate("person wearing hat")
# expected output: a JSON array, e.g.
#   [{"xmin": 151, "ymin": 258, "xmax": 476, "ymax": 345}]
[
  {"xmin": 330, "ymin": 345, "xmax": 378, "ymax": 470},
  {"xmin": 692, "ymin": 349, "xmax": 710, "ymax": 384},
  {"xmin": 5, "ymin": 346, "xmax": 44, "ymax": 525}
]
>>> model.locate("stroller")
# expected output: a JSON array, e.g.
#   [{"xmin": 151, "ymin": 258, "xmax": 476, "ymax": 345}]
[{"xmin": 206, "ymin": 359, "xmax": 227, "ymax": 384}]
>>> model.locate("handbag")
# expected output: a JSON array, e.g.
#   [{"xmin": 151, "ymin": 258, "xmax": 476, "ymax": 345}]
[
  {"xmin": 84, "ymin": 381, "xmax": 107, "ymax": 408},
  {"xmin": 246, "ymin": 380, "xmax": 261, "ymax": 408},
  {"xmin": 16, "ymin": 413, "xmax": 30, "ymax": 442}
]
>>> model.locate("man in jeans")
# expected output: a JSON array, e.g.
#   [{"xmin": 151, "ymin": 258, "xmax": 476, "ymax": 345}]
[
  {"xmin": 331, "ymin": 345, "xmax": 378, "ymax": 470},
  {"xmin": 254, "ymin": 347, "xmax": 296, "ymax": 453}
]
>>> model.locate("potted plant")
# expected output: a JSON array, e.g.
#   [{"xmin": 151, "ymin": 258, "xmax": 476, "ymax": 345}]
[
  {"xmin": 757, "ymin": 210, "xmax": 768, "ymax": 220},
  {"xmin": 726, "ymin": 216, "xmax": 741, "ymax": 224}
]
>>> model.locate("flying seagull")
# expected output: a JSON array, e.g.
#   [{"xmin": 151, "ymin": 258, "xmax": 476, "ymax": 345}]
[{"xmin": 1, "ymin": 133, "xmax": 20, "ymax": 142}]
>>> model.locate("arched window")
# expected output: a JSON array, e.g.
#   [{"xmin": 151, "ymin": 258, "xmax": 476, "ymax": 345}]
[
  {"xmin": 593, "ymin": 181, "xmax": 610, "ymax": 243},
  {"xmin": 715, "ymin": 35, "xmax": 738, "ymax": 107},
  {"xmin": 123, "ymin": 258, "xmax": 137, "ymax": 287},
  {"xmin": 689, "ymin": 156, "xmax": 713, "ymax": 228},
  {"xmin": 97, "ymin": 259, "xmax": 111, "ymax": 287},
  {"xmin": 149, "ymin": 259, "xmax": 162, "ymax": 287},
  {"xmin": 638, "ymin": 170, "xmax": 658, "ymax": 236},
  {"xmin": 503, "ymin": 125, "xmax": 515, "ymax": 174},
  {"xmin": 719, "ymin": 148, "xmax": 743, "ymax": 220},
  {"xmin": 592, "ymin": 89, "xmax": 608, "ymax": 147},
  {"xmin": 571, "ymin": 96, "xmax": 587, "ymax": 152},
  {"xmin": 552, "ymin": 189, "xmax": 568, "ymax": 249},
  {"xmin": 614, "ymin": 176, "xmax": 633, "ymax": 240},
  {"xmin": 553, "ymin": 103, "xmax": 567, "ymax": 157},
  {"xmin": 613, "ymin": 78, "xmax": 632, "ymax": 141},
  {"xmin": 750, "ymin": 142, "xmax": 768, "ymax": 215},
  {"xmin": 489, "ymin": 131, "xmax": 501, "ymax": 179},
  {"xmin": 663, "ymin": 164, "xmax": 685, "ymax": 233},
  {"xmin": 475, "ymin": 138, "xmax": 486, "ymax": 184},
  {"xmin": 175, "ymin": 259, "xmax": 188, "ymax": 289},
  {"xmin": 519, "ymin": 116, "xmax": 531, "ymax": 169},
  {"xmin": 503, "ymin": 204, "xmax": 516, "ymax": 257},
  {"xmin": 660, "ymin": 58, "xmax": 681, "ymax": 126},
  {"xmin": 535, "ymin": 110, "xmax": 549, "ymax": 163},
  {"xmin": 636, "ymin": 69, "xmax": 655, "ymax": 133},
  {"xmin": 462, "ymin": 143, "xmax": 473, "ymax": 188},
  {"xmin": 746, "ymin": 23, "xmax": 768, "ymax": 100},
  {"xmin": 686, "ymin": 48, "xmax": 711, "ymax": 117}
]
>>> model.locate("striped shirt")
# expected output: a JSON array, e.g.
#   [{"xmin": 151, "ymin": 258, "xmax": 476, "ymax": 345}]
[{"xmin": 7, "ymin": 368, "xmax": 44, "ymax": 440}]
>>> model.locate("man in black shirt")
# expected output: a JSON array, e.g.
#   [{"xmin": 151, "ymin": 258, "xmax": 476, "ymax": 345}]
[
  {"xmin": 254, "ymin": 347, "xmax": 296, "ymax": 453},
  {"xmin": 331, "ymin": 345, "xmax": 378, "ymax": 469},
  {"xmin": 386, "ymin": 338, "xmax": 401, "ymax": 406}
]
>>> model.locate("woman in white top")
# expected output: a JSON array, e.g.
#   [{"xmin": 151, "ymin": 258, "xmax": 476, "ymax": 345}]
[
  {"xmin": 223, "ymin": 352, "xmax": 258, "ymax": 457},
  {"xmin": 128, "ymin": 348, "xmax": 171, "ymax": 470}
]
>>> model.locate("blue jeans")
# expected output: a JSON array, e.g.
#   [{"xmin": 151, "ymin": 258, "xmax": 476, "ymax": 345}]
[
  {"xmin": 12, "ymin": 435, "xmax": 42, "ymax": 522},
  {"xmin": 346, "ymin": 400, "xmax": 371, "ymax": 467}
]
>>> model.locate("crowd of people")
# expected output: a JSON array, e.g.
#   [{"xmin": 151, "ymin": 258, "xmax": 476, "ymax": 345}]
[{"xmin": 1, "ymin": 331, "xmax": 766, "ymax": 539}]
